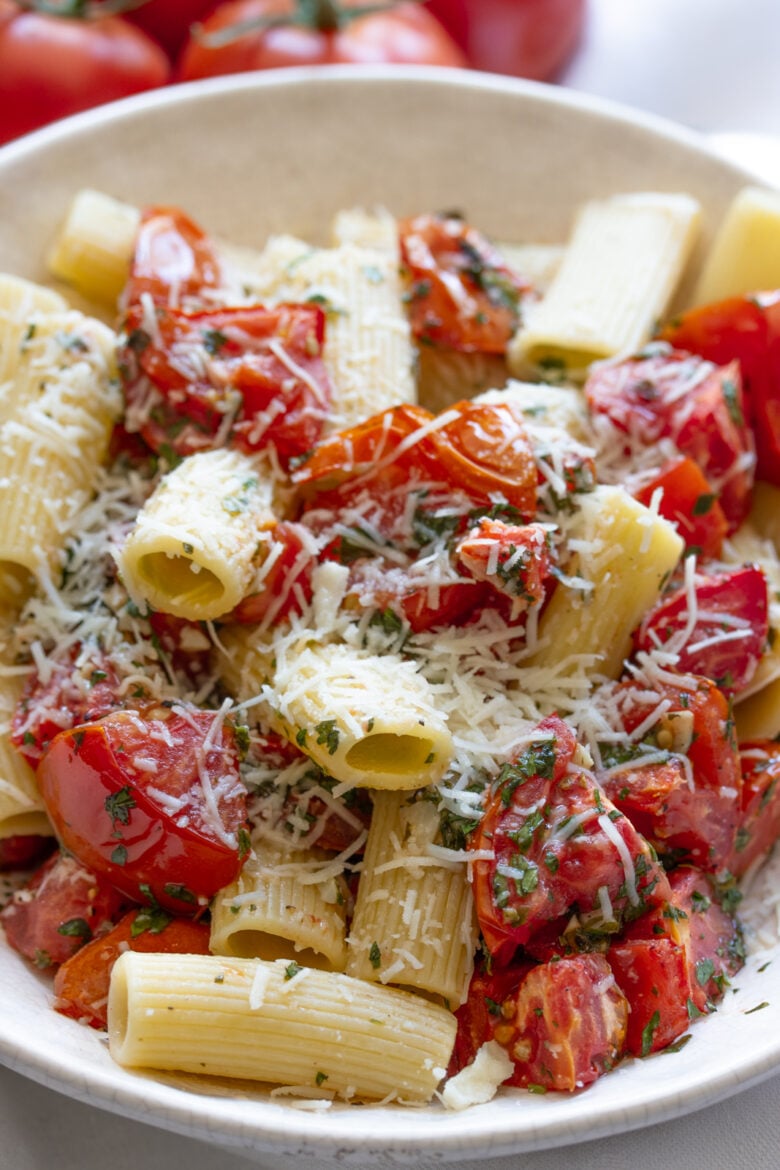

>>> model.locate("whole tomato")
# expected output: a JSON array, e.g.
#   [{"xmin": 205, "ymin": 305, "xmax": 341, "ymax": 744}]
[
  {"xmin": 178, "ymin": 0, "xmax": 466, "ymax": 77},
  {"xmin": 425, "ymin": 0, "xmax": 586, "ymax": 80},
  {"xmin": 0, "ymin": 1, "xmax": 170, "ymax": 147}
]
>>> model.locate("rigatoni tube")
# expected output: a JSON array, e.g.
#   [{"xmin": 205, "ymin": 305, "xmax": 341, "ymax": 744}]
[
  {"xmin": 108, "ymin": 952, "xmax": 456, "ymax": 1104},
  {"xmin": 117, "ymin": 448, "xmax": 274, "ymax": 622}
]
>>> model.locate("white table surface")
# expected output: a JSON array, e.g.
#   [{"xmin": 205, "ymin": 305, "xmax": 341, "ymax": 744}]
[{"xmin": 5, "ymin": 1, "xmax": 780, "ymax": 1167}]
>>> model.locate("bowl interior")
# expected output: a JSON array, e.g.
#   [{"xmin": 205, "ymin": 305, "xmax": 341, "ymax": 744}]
[{"xmin": 0, "ymin": 67, "xmax": 773, "ymax": 1164}]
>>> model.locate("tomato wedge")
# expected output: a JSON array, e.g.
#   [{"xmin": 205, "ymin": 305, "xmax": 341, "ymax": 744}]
[
  {"xmin": 728, "ymin": 743, "xmax": 780, "ymax": 878},
  {"xmin": 455, "ymin": 519, "xmax": 553, "ymax": 607},
  {"xmin": 585, "ymin": 344, "xmax": 754, "ymax": 527},
  {"xmin": 598, "ymin": 677, "xmax": 742, "ymax": 870},
  {"xmin": 607, "ymin": 936, "xmax": 690, "ymax": 1056},
  {"xmin": 124, "ymin": 205, "xmax": 223, "ymax": 309},
  {"xmin": 399, "ymin": 213, "xmax": 533, "ymax": 352},
  {"xmin": 0, "ymin": 851, "xmax": 128, "ymax": 969},
  {"xmin": 632, "ymin": 456, "xmax": 729, "ymax": 560},
  {"xmin": 120, "ymin": 302, "xmax": 332, "ymax": 465},
  {"xmin": 633, "ymin": 564, "xmax": 769, "ymax": 696},
  {"xmin": 659, "ymin": 292, "xmax": 780, "ymax": 487},
  {"xmin": 470, "ymin": 715, "xmax": 669, "ymax": 963},
  {"xmin": 53, "ymin": 909, "xmax": 211, "ymax": 1029},
  {"xmin": 37, "ymin": 705, "xmax": 248, "ymax": 913},
  {"xmin": 231, "ymin": 522, "xmax": 316, "ymax": 626},
  {"xmin": 499, "ymin": 954, "xmax": 628, "ymax": 1091}
]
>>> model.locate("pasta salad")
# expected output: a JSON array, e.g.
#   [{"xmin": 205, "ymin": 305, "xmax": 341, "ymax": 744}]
[{"xmin": 1, "ymin": 184, "xmax": 780, "ymax": 1109}]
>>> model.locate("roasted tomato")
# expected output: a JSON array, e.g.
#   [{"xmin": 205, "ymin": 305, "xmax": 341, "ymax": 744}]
[
  {"xmin": 0, "ymin": 851, "xmax": 128, "ymax": 969},
  {"xmin": 123, "ymin": 205, "xmax": 224, "ymax": 309},
  {"xmin": 231, "ymin": 522, "xmax": 316, "ymax": 626},
  {"xmin": 597, "ymin": 677, "xmax": 742, "ymax": 871},
  {"xmin": 667, "ymin": 866, "xmax": 744, "ymax": 1012},
  {"xmin": 585, "ymin": 343, "xmax": 754, "ymax": 527},
  {"xmin": 497, "ymin": 954, "xmax": 628, "ymax": 1091},
  {"xmin": 455, "ymin": 519, "xmax": 553, "ymax": 607},
  {"xmin": 37, "ymin": 704, "xmax": 248, "ymax": 913},
  {"xmin": 607, "ymin": 935, "xmax": 691, "ymax": 1056},
  {"xmin": 449, "ymin": 958, "xmax": 531, "ymax": 1076},
  {"xmin": 658, "ymin": 292, "xmax": 780, "ymax": 487},
  {"xmin": 728, "ymin": 743, "xmax": 780, "ymax": 878},
  {"xmin": 120, "ymin": 302, "xmax": 332, "ymax": 466},
  {"xmin": 470, "ymin": 715, "xmax": 669, "ymax": 964},
  {"xmin": 11, "ymin": 647, "xmax": 122, "ymax": 770},
  {"xmin": 53, "ymin": 908, "xmax": 211, "ymax": 1028},
  {"xmin": 399, "ymin": 213, "xmax": 533, "ymax": 352},
  {"xmin": 633, "ymin": 564, "xmax": 769, "ymax": 696},
  {"xmin": 294, "ymin": 399, "xmax": 538, "ymax": 519},
  {"xmin": 632, "ymin": 456, "xmax": 729, "ymax": 560}
]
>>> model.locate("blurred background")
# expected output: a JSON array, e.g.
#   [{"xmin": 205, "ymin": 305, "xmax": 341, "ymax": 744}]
[{"xmin": 3, "ymin": 0, "xmax": 780, "ymax": 166}]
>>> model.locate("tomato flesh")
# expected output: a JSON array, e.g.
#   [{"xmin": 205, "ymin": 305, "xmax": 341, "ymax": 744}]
[
  {"xmin": 53, "ymin": 909, "xmax": 211, "ymax": 1028},
  {"xmin": 728, "ymin": 744, "xmax": 780, "ymax": 878},
  {"xmin": 37, "ymin": 706, "xmax": 248, "ymax": 913},
  {"xmin": 633, "ymin": 564, "xmax": 769, "ymax": 696},
  {"xmin": 455, "ymin": 519, "xmax": 552, "ymax": 607},
  {"xmin": 632, "ymin": 456, "xmax": 729, "ymax": 560},
  {"xmin": 121, "ymin": 302, "xmax": 332, "ymax": 466},
  {"xmin": 585, "ymin": 344, "xmax": 754, "ymax": 528},
  {"xmin": 0, "ymin": 851, "xmax": 128, "ymax": 968}
]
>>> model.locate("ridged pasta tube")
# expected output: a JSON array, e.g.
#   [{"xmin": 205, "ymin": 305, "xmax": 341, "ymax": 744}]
[
  {"xmin": 108, "ymin": 951, "xmax": 457, "ymax": 1103},
  {"xmin": 509, "ymin": 193, "xmax": 701, "ymax": 381},
  {"xmin": 118, "ymin": 448, "xmax": 274, "ymax": 622},
  {"xmin": 693, "ymin": 186, "xmax": 780, "ymax": 305},
  {"xmin": 527, "ymin": 486, "xmax": 684, "ymax": 680},
  {"xmin": 210, "ymin": 849, "xmax": 348, "ymax": 971},
  {"xmin": 346, "ymin": 791, "xmax": 476, "ymax": 1007},
  {"xmin": 47, "ymin": 188, "xmax": 140, "ymax": 308},
  {"xmin": 0, "ymin": 275, "xmax": 120, "ymax": 605},
  {"xmin": 221, "ymin": 629, "xmax": 454, "ymax": 790}
]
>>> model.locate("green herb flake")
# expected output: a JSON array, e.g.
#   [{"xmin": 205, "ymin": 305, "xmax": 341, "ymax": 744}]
[
  {"xmin": 696, "ymin": 958, "xmax": 715, "ymax": 987},
  {"xmin": 202, "ymin": 327, "xmax": 229, "ymax": 355},
  {"xmin": 111, "ymin": 843, "xmax": 128, "ymax": 867},
  {"xmin": 315, "ymin": 1071, "xmax": 329, "ymax": 1086},
  {"xmin": 640, "ymin": 1010, "xmax": 661, "ymax": 1057},
  {"xmin": 663, "ymin": 1033, "xmax": 692, "ymax": 1054},
  {"xmin": 56, "ymin": 917, "xmax": 92, "ymax": 941},
  {"xmin": 105, "ymin": 785, "xmax": 136, "ymax": 828},
  {"xmin": 163, "ymin": 882, "xmax": 197, "ymax": 905},
  {"xmin": 284, "ymin": 961, "xmax": 303, "ymax": 981},
  {"xmin": 369, "ymin": 941, "xmax": 382, "ymax": 969},
  {"xmin": 744, "ymin": 1001, "xmax": 770, "ymax": 1015},
  {"xmin": 314, "ymin": 719, "xmax": 340, "ymax": 756}
]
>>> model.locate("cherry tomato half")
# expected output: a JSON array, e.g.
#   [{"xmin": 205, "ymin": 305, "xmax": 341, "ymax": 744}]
[{"xmin": 37, "ymin": 705, "xmax": 248, "ymax": 912}]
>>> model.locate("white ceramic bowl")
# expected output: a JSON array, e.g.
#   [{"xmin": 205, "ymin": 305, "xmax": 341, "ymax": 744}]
[{"xmin": 0, "ymin": 67, "xmax": 778, "ymax": 1166}]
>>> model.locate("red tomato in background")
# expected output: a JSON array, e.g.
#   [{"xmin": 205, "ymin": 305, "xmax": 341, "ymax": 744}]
[
  {"xmin": 37, "ymin": 705, "xmax": 248, "ymax": 912},
  {"xmin": 0, "ymin": 2, "xmax": 169, "ymax": 146},
  {"xmin": 123, "ymin": 0, "xmax": 219, "ymax": 60},
  {"xmin": 178, "ymin": 0, "xmax": 466, "ymax": 78},
  {"xmin": 425, "ymin": 0, "xmax": 586, "ymax": 80}
]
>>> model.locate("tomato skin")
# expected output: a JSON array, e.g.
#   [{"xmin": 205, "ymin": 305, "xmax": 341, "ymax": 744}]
[
  {"xmin": 729, "ymin": 744, "xmax": 780, "ymax": 878},
  {"xmin": 37, "ymin": 707, "xmax": 247, "ymax": 913},
  {"xmin": 500, "ymin": 955, "xmax": 628, "ymax": 1091},
  {"xmin": 599, "ymin": 678, "xmax": 742, "ymax": 871},
  {"xmin": 178, "ymin": 0, "xmax": 466, "ymax": 78},
  {"xmin": 470, "ymin": 715, "xmax": 669, "ymax": 964},
  {"xmin": 585, "ymin": 345, "xmax": 754, "ymax": 528},
  {"xmin": 124, "ymin": 206, "xmax": 223, "ymax": 309},
  {"xmin": 632, "ymin": 456, "xmax": 729, "ymax": 560},
  {"xmin": 124, "ymin": 0, "xmax": 219, "ymax": 60},
  {"xmin": 0, "ymin": 7, "xmax": 169, "ymax": 146},
  {"xmin": 607, "ymin": 936, "xmax": 690, "ymax": 1056},
  {"xmin": 425, "ymin": 0, "xmax": 586, "ymax": 80},
  {"xmin": 121, "ymin": 302, "xmax": 332, "ymax": 465},
  {"xmin": 53, "ymin": 909, "xmax": 211, "ymax": 1028},
  {"xmin": 659, "ymin": 293, "xmax": 780, "ymax": 488},
  {"xmin": 455, "ymin": 519, "xmax": 552, "ymax": 607},
  {"xmin": 0, "ymin": 851, "xmax": 128, "ymax": 968},
  {"xmin": 399, "ymin": 213, "xmax": 533, "ymax": 353},
  {"xmin": 633, "ymin": 564, "xmax": 769, "ymax": 697}
]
